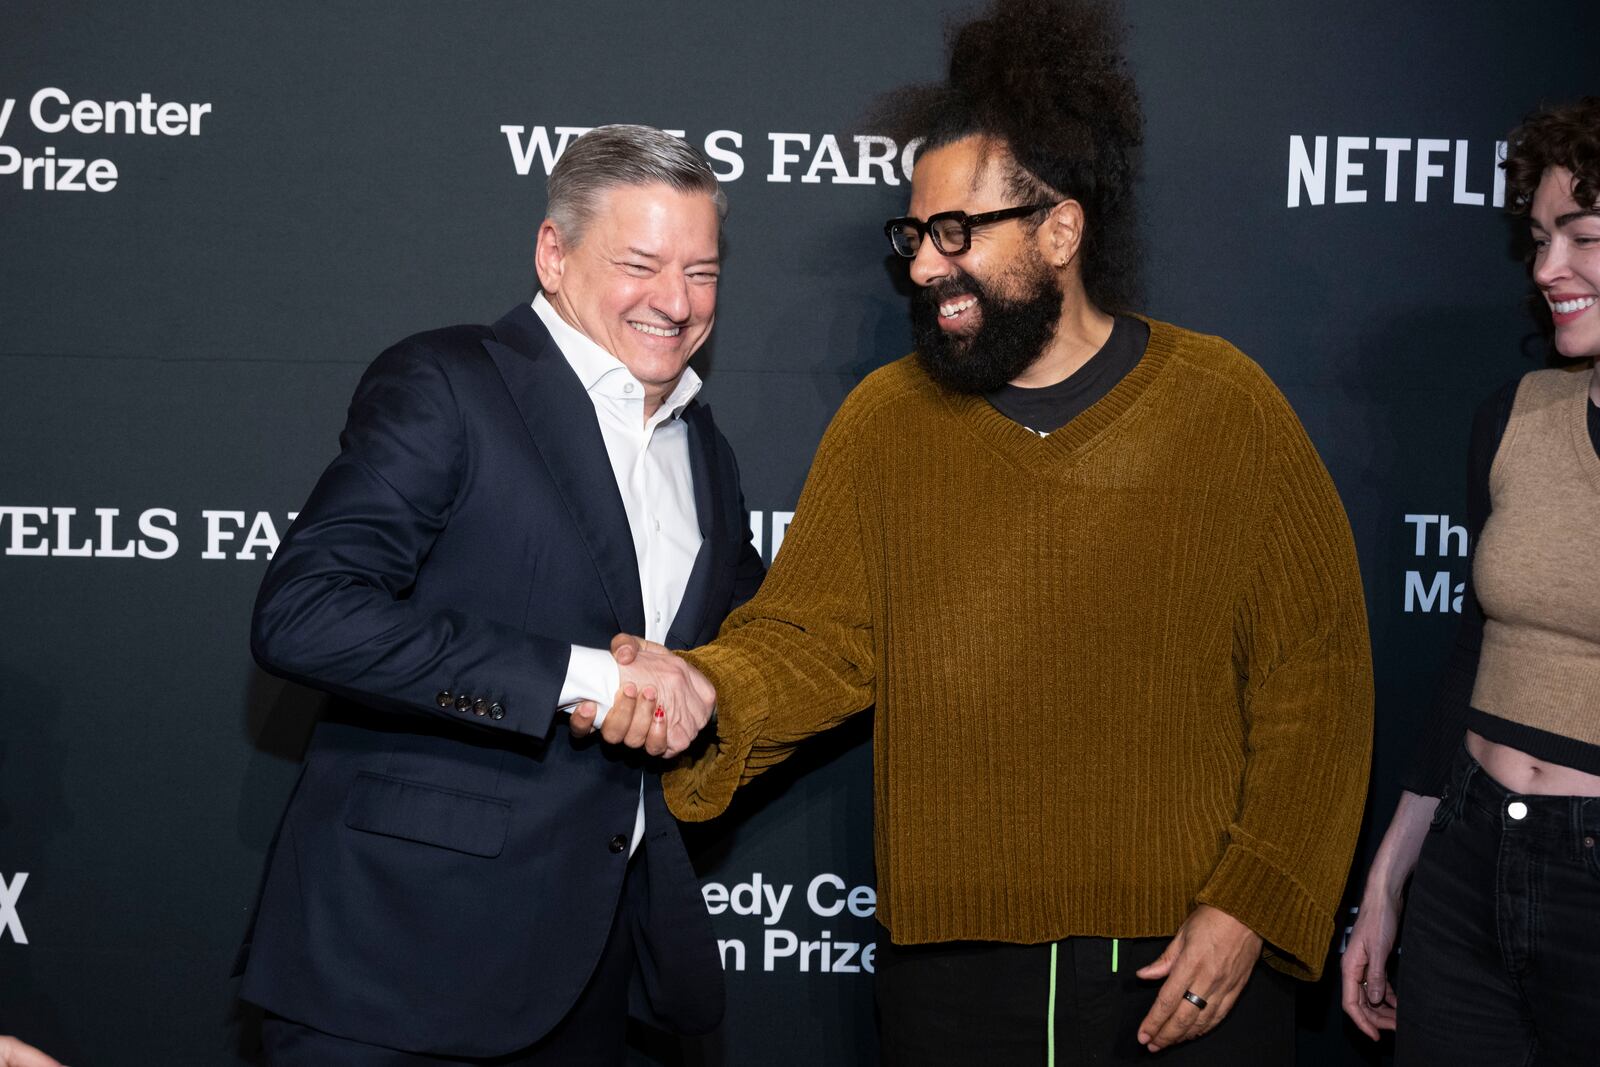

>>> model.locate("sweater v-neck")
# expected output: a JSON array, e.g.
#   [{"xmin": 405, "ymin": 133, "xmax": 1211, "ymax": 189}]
[
  {"xmin": 1565, "ymin": 365, "xmax": 1600, "ymax": 496},
  {"xmin": 943, "ymin": 315, "xmax": 1180, "ymax": 475}
]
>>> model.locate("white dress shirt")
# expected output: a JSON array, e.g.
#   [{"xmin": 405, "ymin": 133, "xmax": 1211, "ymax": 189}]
[{"xmin": 535, "ymin": 294, "xmax": 704, "ymax": 855}]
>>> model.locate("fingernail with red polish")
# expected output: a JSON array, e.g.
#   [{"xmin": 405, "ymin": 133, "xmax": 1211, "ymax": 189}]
[{"xmin": 655, "ymin": 708, "xmax": 665, "ymax": 720}]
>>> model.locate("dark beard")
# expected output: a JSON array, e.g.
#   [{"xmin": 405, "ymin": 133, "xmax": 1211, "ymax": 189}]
[{"xmin": 911, "ymin": 262, "xmax": 1063, "ymax": 395}]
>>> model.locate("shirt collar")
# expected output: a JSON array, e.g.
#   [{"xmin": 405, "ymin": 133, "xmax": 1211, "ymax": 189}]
[{"xmin": 532, "ymin": 293, "xmax": 702, "ymax": 421}]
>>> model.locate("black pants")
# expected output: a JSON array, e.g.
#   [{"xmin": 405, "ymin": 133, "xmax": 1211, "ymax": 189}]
[
  {"xmin": 262, "ymin": 848, "xmax": 646, "ymax": 1067},
  {"xmin": 875, "ymin": 929, "xmax": 1294, "ymax": 1065},
  {"xmin": 1396, "ymin": 748, "xmax": 1600, "ymax": 1066}
]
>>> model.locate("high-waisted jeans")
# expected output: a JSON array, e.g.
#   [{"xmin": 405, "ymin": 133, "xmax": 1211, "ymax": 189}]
[{"xmin": 1396, "ymin": 746, "xmax": 1600, "ymax": 1066}]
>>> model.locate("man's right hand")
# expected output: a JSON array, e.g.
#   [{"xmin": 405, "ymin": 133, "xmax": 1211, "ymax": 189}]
[{"xmin": 569, "ymin": 634, "xmax": 715, "ymax": 758}]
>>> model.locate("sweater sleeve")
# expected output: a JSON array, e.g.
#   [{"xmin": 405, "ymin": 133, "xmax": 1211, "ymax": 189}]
[
  {"xmin": 1400, "ymin": 379, "xmax": 1517, "ymax": 796},
  {"xmin": 1193, "ymin": 394, "xmax": 1374, "ymax": 981},
  {"xmin": 664, "ymin": 400, "xmax": 878, "ymax": 821}
]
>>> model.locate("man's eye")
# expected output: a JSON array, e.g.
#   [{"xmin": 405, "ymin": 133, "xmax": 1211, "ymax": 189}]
[
  {"xmin": 690, "ymin": 272, "xmax": 720, "ymax": 284},
  {"xmin": 622, "ymin": 262, "xmax": 653, "ymax": 274}
]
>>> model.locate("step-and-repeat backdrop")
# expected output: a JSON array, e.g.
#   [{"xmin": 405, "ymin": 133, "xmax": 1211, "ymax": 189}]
[{"xmin": 2, "ymin": 1, "xmax": 1594, "ymax": 1063}]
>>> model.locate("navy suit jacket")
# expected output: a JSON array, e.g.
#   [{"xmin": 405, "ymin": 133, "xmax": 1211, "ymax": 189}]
[{"xmin": 239, "ymin": 303, "xmax": 764, "ymax": 1056}]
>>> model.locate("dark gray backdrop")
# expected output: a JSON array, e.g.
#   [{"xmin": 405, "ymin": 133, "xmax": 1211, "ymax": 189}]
[{"xmin": 1, "ymin": 1, "xmax": 1595, "ymax": 1063}]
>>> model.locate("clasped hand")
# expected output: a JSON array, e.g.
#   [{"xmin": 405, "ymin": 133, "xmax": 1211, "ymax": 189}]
[{"xmin": 569, "ymin": 634, "xmax": 715, "ymax": 758}]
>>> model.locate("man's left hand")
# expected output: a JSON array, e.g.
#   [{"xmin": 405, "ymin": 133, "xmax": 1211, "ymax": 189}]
[{"xmin": 1134, "ymin": 904, "xmax": 1263, "ymax": 1053}]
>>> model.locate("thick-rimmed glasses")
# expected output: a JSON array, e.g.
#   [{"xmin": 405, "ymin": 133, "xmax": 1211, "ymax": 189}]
[{"xmin": 884, "ymin": 203, "xmax": 1056, "ymax": 258}]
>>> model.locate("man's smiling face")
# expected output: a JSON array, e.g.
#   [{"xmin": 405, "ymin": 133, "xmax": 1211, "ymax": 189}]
[
  {"xmin": 538, "ymin": 181, "xmax": 721, "ymax": 409},
  {"xmin": 903, "ymin": 136, "xmax": 1065, "ymax": 394}
]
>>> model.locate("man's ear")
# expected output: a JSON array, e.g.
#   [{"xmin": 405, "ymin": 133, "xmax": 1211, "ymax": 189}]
[
  {"xmin": 1041, "ymin": 198, "xmax": 1085, "ymax": 269},
  {"xmin": 534, "ymin": 219, "xmax": 566, "ymax": 294}
]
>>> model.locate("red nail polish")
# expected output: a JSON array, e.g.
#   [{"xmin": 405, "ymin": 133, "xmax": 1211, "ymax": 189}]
[{"xmin": 654, "ymin": 708, "xmax": 665, "ymax": 719}]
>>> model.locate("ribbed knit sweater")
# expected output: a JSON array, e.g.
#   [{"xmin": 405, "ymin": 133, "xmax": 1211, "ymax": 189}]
[{"xmin": 667, "ymin": 319, "xmax": 1373, "ymax": 980}]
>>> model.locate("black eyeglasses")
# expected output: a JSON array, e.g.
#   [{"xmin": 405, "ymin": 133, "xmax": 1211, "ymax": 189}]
[{"xmin": 884, "ymin": 203, "xmax": 1056, "ymax": 258}]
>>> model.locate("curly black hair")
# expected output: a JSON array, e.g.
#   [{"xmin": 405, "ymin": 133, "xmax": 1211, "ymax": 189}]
[
  {"xmin": 1501, "ymin": 99, "xmax": 1600, "ymax": 344},
  {"xmin": 871, "ymin": 0, "xmax": 1144, "ymax": 313},
  {"xmin": 1503, "ymin": 97, "xmax": 1600, "ymax": 216}
]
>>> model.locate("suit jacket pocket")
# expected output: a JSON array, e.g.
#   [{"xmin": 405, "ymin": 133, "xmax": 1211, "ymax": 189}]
[{"xmin": 342, "ymin": 771, "xmax": 510, "ymax": 858}]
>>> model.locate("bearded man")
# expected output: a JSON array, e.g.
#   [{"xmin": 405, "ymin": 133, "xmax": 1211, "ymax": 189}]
[{"xmin": 577, "ymin": 1, "xmax": 1373, "ymax": 1061}]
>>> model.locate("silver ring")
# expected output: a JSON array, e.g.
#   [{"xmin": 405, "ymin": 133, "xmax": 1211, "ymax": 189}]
[{"xmin": 1182, "ymin": 990, "xmax": 1208, "ymax": 1010}]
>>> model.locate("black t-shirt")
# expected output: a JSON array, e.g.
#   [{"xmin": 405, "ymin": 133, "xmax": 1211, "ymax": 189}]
[
  {"xmin": 984, "ymin": 316, "xmax": 1150, "ymax": 435},
  {"xmin": 1405, "ymin": 376, "xmax": 1600, "ymax": 794}
]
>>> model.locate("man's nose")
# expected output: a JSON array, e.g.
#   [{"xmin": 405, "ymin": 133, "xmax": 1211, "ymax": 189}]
[
  {"xmin": 908, "ymin": 235, "xmax": 953, "ymax": 288},
  {"xmin": 651, "ymin": 270, "xmax": 692, "ymax": 322}
]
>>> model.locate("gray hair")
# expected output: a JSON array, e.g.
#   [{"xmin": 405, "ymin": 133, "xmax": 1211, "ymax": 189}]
[{"xmin": 545, "ymin": 124, "xmax": 728, "ymax": 246}]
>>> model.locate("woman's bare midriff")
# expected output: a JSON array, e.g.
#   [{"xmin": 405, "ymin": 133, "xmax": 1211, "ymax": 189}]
[{"xmin": 1466, "ymin": 730, "xmax": 1600, "ymax": 796}]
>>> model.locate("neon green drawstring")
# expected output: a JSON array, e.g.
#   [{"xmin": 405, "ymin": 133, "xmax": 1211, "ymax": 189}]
[{"xmin": 1047, "ymin": 942, "xmax": 1059, "ymax": 1065}]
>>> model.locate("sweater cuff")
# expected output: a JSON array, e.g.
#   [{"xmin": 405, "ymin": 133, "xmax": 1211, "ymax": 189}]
[
  {"xmin": 1194, "ymin": 838, "xmax": 1333, "ymax": 981},
  {"xmin": 662, "ymin": 647, "xmax": 771, "ymax": 822}
]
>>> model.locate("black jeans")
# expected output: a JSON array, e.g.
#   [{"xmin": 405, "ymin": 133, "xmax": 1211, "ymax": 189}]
[
  {"xmin": 875, "ymin": 931, "xmax": 1294, "ymax": 1065},
  {"xmin": 1397, "ymin": 747, "xmax": 1600, "ymax": 1066}
]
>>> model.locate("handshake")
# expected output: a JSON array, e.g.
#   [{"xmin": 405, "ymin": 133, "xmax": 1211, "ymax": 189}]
[{"xmin": 569, "ymin": 634, "xmax": 716, "ymax": 759}]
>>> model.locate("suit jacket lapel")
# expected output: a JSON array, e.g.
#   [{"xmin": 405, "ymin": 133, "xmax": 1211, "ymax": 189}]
[
  {"xmin": 482, "ymin": 303, "xmax": 646, "ymax": 636},
  {"xmin": 666, "ymin": 401, "xmax": 723, "ymax": 650}
]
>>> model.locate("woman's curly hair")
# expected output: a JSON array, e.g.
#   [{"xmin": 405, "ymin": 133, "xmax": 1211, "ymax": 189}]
[
  {"xmin": 1503, "ymin": 97, "xmax": 1600, "ymax": 217},
  {"xmin": 872, "ymin": 0, "xmax": 1144, "ymax": 312}
]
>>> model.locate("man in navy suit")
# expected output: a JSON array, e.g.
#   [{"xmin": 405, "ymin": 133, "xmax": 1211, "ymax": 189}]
[{"xmin": 240, "ymin": 124, "xmax": 764, "ymax": 1065}]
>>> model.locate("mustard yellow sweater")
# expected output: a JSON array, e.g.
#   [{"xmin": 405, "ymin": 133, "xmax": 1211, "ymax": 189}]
[{"xmin": 668, "ymin": 320, "xmax": 1373, "ymax": 980}]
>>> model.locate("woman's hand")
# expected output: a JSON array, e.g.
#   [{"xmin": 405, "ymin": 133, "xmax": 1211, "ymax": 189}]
[
  {"xmin": 1340, "ymin": 888, "xmax": 1401, "ymax": 1038},
  {"xmin": 1339, "ymin": 790, "xmax": 1439, "ymax": 1040}
]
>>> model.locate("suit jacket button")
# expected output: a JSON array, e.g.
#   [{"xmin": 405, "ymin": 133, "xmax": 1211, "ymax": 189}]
[
  {"xmin": 473, "ymin": 698, "xmax": 489, "ymax": 717},
  {"xmin": 455, "ymin": 694, "xmax": 472, "ymax": 712},
  {"xmin": 489, "ymin": 703, "xmax": 505, "ymax": 720},
  {"xmin": 435, "ymin": 690, "xmax": 453, "ymax": 708},
  {"xmin": 608, "ymin": 834, "xmax": 627, "ymax": 854}
]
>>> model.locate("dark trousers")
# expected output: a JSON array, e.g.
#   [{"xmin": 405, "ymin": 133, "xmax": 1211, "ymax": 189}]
[
  {"xmin": 875, "ymin": 929, "xmax": 1295, "ymax": 1065},
  {"xmin": 1396, "ymin": 749, "xmax": 1600, "ymax": 1067},
  {"xmin": 262, "ymin": 847, "xmax": 647, "ymax": 1067}
]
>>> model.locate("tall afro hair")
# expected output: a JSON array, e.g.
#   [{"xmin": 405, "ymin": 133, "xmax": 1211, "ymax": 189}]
[{"xmin": 873, "ymin": 0, "xmax": 1144, "ymax": 312}]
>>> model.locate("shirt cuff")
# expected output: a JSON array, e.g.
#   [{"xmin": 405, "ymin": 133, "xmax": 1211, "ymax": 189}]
[{"xmin": 559, "ymin": 645, "xmax": 622, "ymax": 726}]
